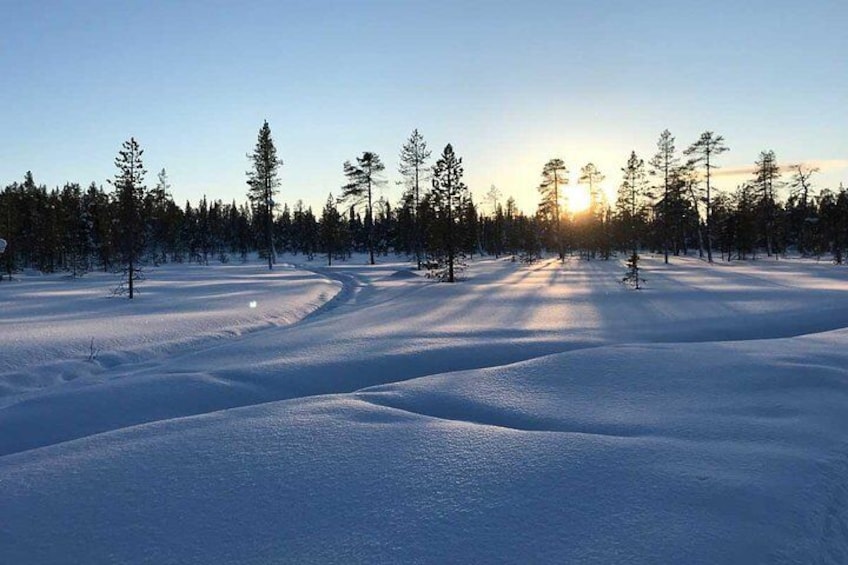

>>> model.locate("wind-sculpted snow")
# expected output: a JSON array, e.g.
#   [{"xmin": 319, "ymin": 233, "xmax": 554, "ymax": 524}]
[
  {"xmin": 1, "ymin": 254, "xmax": 848, "ymax": 563},
  {"xmin": 0, "ymin": 263, "xmax": 341, "ymax": 395}
]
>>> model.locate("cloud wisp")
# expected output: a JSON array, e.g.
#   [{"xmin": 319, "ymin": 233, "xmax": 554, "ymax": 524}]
[{"xmin": 711, "ymin": 159, "xmax": 848, "ymax": 178}]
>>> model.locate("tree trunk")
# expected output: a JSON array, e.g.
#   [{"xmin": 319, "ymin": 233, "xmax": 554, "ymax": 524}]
[
  {"xmin": 663, "ymin": 165, "xmax": 669, "ymax": 264},
  {"xmin": 705, "ymin": 158, "xmax": 713, "ymax": 263},
  {"xmin": 415, "ymin": 166, "xmax": 421, "ymax": 270},
  {"xmin": 367, "ymin": 176, "xmax": 375, "ymax": 266},
  {"xmin": 128, "ymin": 257, "xmax": 134, "ymax": 299}
]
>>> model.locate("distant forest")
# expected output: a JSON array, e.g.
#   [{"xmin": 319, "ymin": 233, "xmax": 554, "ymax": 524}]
[{"xmin": 2, "ymin": 125, "xmax": 847, "ymax": 285}]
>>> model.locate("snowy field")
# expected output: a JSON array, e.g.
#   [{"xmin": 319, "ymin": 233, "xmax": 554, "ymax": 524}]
[
  {"xmin": 0, "ymin": 263, "xmax": 340, "ymax": 395},
  {"xmin": 1, "ymin": 254, "xmax": 847, "ymax": 563}
]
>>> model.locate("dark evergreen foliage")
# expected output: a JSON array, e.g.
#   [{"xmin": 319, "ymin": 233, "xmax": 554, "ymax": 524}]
[
  {"xmin": 398, "ymin": 129, "xmax": 431, "ymax": 269},
  {"xmin": 537, "ymin": 158, "xmax": 568, "ymax": 261},
  {"xmin": 622, "ymin": 252, "xmax": 645, "ymax": 289},
  {"xmin": 246, "ymin": 120, "xmax": 283, "ymax": 270},
  {"xmin": 649, "ymin": 130, "xmax": 679, "ymax": 264},
  {"xmin": 340, "ymin": 151, "xmax": 385, "ymax": 265},
  {"xmin": 320, "ymin": 194, "xmax": 344, "ymax": 266},
  {"xmin": 684, "ymin": 131, "xmax": 729, "ymax": 263},
  {"xmin": 2, "ymin": 129, "xmax": 846, "ymax": 286},
  {"xmin": 108, "ymin": 137, "xmax": 147, "ymax": 298},
  {"xmin": 427, "ymin": 144, "xmax": 469, "ymax": 282}
]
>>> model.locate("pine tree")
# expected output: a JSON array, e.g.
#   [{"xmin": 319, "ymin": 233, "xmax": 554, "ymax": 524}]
[
  {"xmin": 537, "ymin": 158, "xmax": 568, "ymax": 260},
  {"xmin": 649, "ymin": 130, "xmax": 679, "ymax": 264},
  {"xmin": 428, "ymin": 144, "xmax": 469, "ymax": 282},
  {"xmin": 616, "ymin": 151, "xmax": 650, "ymax": 287},
  {"xmin": 340, "ymin": 151, "xmax": 385, "ymax": 265},
  {"xmin": 108, "ymin": 137, "xmax": 147, "ymax": 299},
  {"xmin": 246, "ymin": 120, "xmax": 283, "ymax": 270},
  {"xmin": 751, "ymin": 150, "xmax": 782, "ymax": 257},
  {"xmin": 398, "ymin": 129, "xmax": 431, "ymax": 269},
  {"xmin": 788, "ymin": 164, "xmax": 819, "ymax": 255},
  {"xmin": 685, "ymin": 131, "xmax": 729, "ymax": 263},
  {"xmin": 578, "ymin": 163, "xmax": 605, "ymax": 259},
  {"xmin": 484, "ymin": 184, "xmax": 502, "ymax": 217}
]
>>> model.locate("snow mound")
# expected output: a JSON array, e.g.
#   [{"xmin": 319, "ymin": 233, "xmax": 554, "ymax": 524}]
[
  {"xmin": 385, "ymin": 268, "xmax": 422, "ymax": 280},
  {"xmin": 0, "ymin": 263, "xmax": 341, "ymax": 395},
  {"xmin": 1, "ymin": 332, "xmax": 847, "ymax": 563},
  {"xmin": 2, "ymin": 256, "xmax": 848, "ymax": 563}
]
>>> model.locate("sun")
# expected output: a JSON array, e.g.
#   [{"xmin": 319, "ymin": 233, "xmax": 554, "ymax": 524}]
[{"xmin": 566, "ymin": 184, "xmax": 592, "ymax": 214}]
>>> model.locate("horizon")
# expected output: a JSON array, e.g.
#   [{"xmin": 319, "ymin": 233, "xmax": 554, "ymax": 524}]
[{"xmin": 2, "ymin": 0, "xmax": 846, "ymax": 214}]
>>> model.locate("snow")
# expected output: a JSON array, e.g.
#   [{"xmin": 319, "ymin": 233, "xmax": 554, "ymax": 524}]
[
  {"xmin": 0, "ymin": 262, "xmax": 340, "ymax": 395},
  {"xmin": 1, "ymin": 254, "xmax": 847, "ymax": 563}
]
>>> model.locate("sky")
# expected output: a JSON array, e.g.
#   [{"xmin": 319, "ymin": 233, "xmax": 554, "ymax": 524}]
[{"xmin": 1, "ymin": 0, "xmax": 846, "ymax": 214}]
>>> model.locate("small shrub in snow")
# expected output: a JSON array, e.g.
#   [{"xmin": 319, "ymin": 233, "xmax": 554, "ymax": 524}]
[
  {"xmin": 86, "ymin": 338, "xmax": 99, "ymax": 362},
  {"xmin": 519, "ymin": 250, "xmax": 541, "ymax": 264},
  {"xmin": 112, "ymin": 266, "xmax": 146, "ymax": 297},
  {"xmin": 425, "ymin": 253, "xmax": 467, "ymax": 282},
  {"xmin": 622, "ymin": 252, "xmax": 645, "ymax": 290}
]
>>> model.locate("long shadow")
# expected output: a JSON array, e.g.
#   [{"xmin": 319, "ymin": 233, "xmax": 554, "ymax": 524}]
[
  {"xmin": 4, "ymin": 256, "xmax": 848, "ymax": 459},
  {"xmin": 0, "ymin": 336, "xmax": 597, "ymax": 458}
]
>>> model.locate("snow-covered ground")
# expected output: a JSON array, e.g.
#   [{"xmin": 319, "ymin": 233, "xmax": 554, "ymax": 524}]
[
  {"xmin": 1, "ymin": 254, "xmax": 847, "ymax": 563},
  {"xmin": 0, "ymin": 262, "xmax": 340, "ymax": 395}
]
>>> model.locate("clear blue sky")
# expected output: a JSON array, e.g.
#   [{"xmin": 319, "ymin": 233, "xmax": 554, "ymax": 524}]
[{"xmin": 2, "ymin": 0, "xmax": 846, "ymax": 213}]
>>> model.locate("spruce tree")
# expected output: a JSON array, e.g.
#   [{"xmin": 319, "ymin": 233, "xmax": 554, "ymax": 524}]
[
  {"xmin": 320, "ymin": 194, "xmax": 342, "ymax": 265},
  {"xmin": 246, "ymin": 120, "xmax": 283, "ymax": 270},
  {"xmin": 428, "ymin": 143, "xmax": 469, "ymax": 282},
  {"xmin": 108, "ymin": 137, "xmax": 147, "ymax": 299},
  {"xmin": 731, "ymin": 182, "xmax": 758, "ymax": 259},
  {"xmin": 622, "ymin": 251, "xmax": 645, "ymax": 289},
  {"xmin": 59, "ymin": 182, "xmax": 92, "ymax": 278},
  {"xmin": 198, "ymin": 195, "xmax": 211, "ymax": 265},
  {"xmin": 0, "ymin": 184, "xmax": 14, "ymax": 280},
  {"xmin": 148, "ymin": 168, "xmax": 172, "ymax": 264}
]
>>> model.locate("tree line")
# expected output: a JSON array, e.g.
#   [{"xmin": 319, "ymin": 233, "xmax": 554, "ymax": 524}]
[{"xmin": 1, "ymin": 124, "xmax": 846, "ymax": 290}]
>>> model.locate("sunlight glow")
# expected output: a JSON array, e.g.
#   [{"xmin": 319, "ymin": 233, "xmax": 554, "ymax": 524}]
[{"xmin": 567, "ymin": 185, "xmax": 592, "ymax": 214}]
